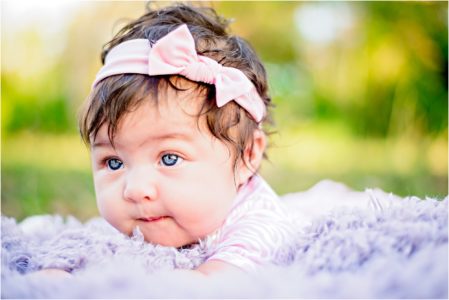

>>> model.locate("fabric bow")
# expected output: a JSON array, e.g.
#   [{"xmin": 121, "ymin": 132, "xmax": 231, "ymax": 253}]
[{"xmin": 93, "ymin": 24, "xmax": 265, "ymax": 122}]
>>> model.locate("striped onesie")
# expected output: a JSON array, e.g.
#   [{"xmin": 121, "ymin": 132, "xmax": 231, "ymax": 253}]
[{"xmin": 200, "ymin": 175, "xmax": 297, "ymax": 272}]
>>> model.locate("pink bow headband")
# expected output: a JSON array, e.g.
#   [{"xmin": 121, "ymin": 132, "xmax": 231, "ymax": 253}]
[{"xmin": 93, "ymin": 24, "xmax": 265, "ymax": 122}]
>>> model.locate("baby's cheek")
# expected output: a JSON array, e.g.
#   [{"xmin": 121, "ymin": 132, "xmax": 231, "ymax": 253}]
[
  {"xmin": 95, "ymin": 179, "xmax": 130, "ymax": 234},
  {"xmin": 167, "ymin": 191, "xmax": 232, "ymax": 238}
]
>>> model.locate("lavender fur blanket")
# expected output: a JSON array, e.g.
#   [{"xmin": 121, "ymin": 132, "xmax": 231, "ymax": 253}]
[{"xmin": 2, "ymin": 180, "xmax": 447, "ymax": 298}]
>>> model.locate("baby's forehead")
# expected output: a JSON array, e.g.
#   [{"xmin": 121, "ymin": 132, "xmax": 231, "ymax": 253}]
[{"xmin": 91, "ymin": 95, "xmax": 210, "ymax": 147}]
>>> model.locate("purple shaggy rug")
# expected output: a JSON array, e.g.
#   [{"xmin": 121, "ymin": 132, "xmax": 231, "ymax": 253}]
[{"xmin": 1, "ymin": 180, "xmax": 448, "ymax": 298}]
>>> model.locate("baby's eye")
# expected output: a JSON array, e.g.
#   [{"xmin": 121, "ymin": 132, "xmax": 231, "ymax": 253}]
[
  {"xmin": 160, "ymin": 154, "xmax": 183, "ymax": 167},
  {"xmin": 106, "ymin": 158, "xmax": 123, "ymax": 171}
]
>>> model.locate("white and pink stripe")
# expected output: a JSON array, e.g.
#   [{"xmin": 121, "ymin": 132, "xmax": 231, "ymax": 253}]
[{"xmin": 200, "ymin": 175, "xmax": 297, "ymax": 272}]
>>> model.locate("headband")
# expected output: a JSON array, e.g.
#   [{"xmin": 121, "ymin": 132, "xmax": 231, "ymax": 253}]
[{"xmin": 93, "ymin": 24, "xmax": 265, "ymax": 122}]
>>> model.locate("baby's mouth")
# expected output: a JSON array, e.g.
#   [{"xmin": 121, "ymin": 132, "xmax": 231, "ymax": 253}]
[{"xmin": 137, "ymin": 216, "xmax": 169, "ymax": 222}]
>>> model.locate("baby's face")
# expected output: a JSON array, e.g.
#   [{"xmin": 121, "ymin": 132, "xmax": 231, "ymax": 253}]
[{"xmin": 90, "ymin": 85, "xmax": 240, "ymax": 247}]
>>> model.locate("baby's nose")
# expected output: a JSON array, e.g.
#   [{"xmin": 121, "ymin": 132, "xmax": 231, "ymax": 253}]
[{"xmin": 123, "ymin": 167, "xmax": 158, "ymax": 203}]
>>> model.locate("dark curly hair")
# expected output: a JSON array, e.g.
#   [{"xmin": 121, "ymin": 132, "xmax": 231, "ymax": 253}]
[{"xmin": 79, "ymin": 3, "xmax": 273, "ymax": 171}]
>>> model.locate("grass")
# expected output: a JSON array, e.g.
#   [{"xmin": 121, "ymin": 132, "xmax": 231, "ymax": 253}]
[
  {"xmin": 2, "ymin": 164, "xmax": 97, "ymax": 221},
  {"xmin": 261, "ymin": 122, "xmax": 448, "ymax": 198},
  {"xmin": 2, "ymin": 132, "xmax": 97, "ymax": 221},
  {"xmin": 2, "ymin": 127, "xmax": 447, "ymax": 222}
]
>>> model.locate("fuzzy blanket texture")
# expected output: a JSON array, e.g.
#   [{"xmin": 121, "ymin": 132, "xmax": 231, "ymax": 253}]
[{"xmin": 1, "ymin": 180, "xmax": 448, "ymax": 298}]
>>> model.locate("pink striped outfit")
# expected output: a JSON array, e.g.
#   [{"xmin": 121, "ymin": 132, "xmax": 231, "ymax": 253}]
[{"xmin": 200, "ymin": 175, "xmax": 297, "ymax": 272}]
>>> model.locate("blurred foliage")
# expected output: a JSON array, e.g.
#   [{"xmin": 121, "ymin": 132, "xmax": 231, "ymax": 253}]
[
  {"xmin": 2, "ymin": 73, "xmax": 74, "ymax": 133},
  {"xmin": 2, "ymin": 1, "xmax": 447, "ymax": 221},
  {"xmin": 216, "ymin": 1, "xmax": 448, "ymax": 138}
]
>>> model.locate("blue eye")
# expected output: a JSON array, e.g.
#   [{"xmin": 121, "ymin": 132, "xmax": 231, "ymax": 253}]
[
  {"xmin": 106, "ymin": 158, "xmax": 123, "ymax": 170},
  {"xmin": 161, "ymin": 154, "xmax": 183, "ymax": 167}
]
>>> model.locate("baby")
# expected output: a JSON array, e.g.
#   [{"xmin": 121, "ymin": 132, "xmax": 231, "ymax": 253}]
[{"xmin": 78, "ymin": 4, "xmax": 296, "ymax": 275}]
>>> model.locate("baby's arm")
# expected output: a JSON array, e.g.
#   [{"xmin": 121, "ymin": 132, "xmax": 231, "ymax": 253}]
[
  {"xmin": 29, "ymin": 260, "xmax": 238, "ymax": 278},
  {"xmin": 30, "ymin": 264, "xmax": 231, "ymax": 279},
  {"xmin": 167, "ymin": 260, "xmax": 242, "ymax": 279},
  {"xmin": 196, "ymin": 260, "xmax": 242, "ymax": 275},
  {"xmin": 28, "ymin": 268, "xmax": 72, "ymax": 279}
]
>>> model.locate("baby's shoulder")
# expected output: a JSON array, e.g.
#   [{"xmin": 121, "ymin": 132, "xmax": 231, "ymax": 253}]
[
  {"xmin": 201, "ymin": 177, "xmax": 297, "ymax": 271},
  {"xmin": 235, "ymin": 188, "xmax": 285, "ymax": 217},
  {"xmin": 225, "ymin": 176, "xmax": 294, "ymax": 228}
]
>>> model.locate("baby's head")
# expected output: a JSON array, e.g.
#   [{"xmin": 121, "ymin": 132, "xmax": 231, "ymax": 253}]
[{"xmin": 79, "ymin": 4, "xmax": 272, "ymax": 247}]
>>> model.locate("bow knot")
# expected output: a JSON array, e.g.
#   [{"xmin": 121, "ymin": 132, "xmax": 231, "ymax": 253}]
[{"xmin": 181, "ymin": 56, "xmax": 222, "ymax": 85}]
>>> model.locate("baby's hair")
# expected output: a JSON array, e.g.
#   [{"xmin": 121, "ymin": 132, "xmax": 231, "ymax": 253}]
[{"xmin": 79, "ymin": 3, "xmax": 273, "ymax": 172}]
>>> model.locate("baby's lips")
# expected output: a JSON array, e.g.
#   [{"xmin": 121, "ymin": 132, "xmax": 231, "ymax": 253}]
[{"xmin": 138, "ymin": 216, "xmax": 169, "ymax": 222}]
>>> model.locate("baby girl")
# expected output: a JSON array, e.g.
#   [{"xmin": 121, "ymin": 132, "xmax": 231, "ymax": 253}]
[{"xmin": 77, "ymin": 4, "xmax": 296, "ymax": 275}]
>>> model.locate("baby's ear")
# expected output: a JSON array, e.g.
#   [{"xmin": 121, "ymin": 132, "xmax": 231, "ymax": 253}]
[{"xmin": 236, "ymin": 129, "xmax": 266, "ymax": 186}]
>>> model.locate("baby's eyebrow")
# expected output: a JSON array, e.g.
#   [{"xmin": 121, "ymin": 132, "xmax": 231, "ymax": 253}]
[
  {"xmin": 91, "ymin": 140, "xmax": 112, "ymax": 149},
  {"xmin": 152, "ymin": 132, "xmax": 194, "ymax": 141},
  {"xmin": 135, "ymin": 131, "xmax": 195, "ymax": 148},
  {"xmin": 91, "ymin": 131, "xmax": 195, "ymax": 149}
]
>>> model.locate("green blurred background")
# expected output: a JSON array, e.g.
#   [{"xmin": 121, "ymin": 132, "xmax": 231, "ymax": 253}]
[{"xmin": 2, "ymin": 1, "xmax": 448, "ymax": 221}]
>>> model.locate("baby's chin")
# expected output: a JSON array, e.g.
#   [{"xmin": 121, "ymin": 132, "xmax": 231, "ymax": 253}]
[
  {"xmin": 122, "ymin": 219, "xmax": 199, "ymax": 248},
  {"xmin": 145, "ymin": 235, "xmax": 198, "ymax": 248},
  {"xmin": 144, "ymin": 235, "xmax": 199, "ymax": 248}
]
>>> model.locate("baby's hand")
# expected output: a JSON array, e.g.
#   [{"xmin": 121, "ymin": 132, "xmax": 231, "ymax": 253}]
[
  {"xmin": 172, "ymin": 261, "xmax": 241, "ymax": 278},
  {"xmin": 196, "ymin": 260, "xmax": 242, "ymax": 276},
  {"xmin": 27, "ymin": 268, "xmax": 72, "ymax": 280}
]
